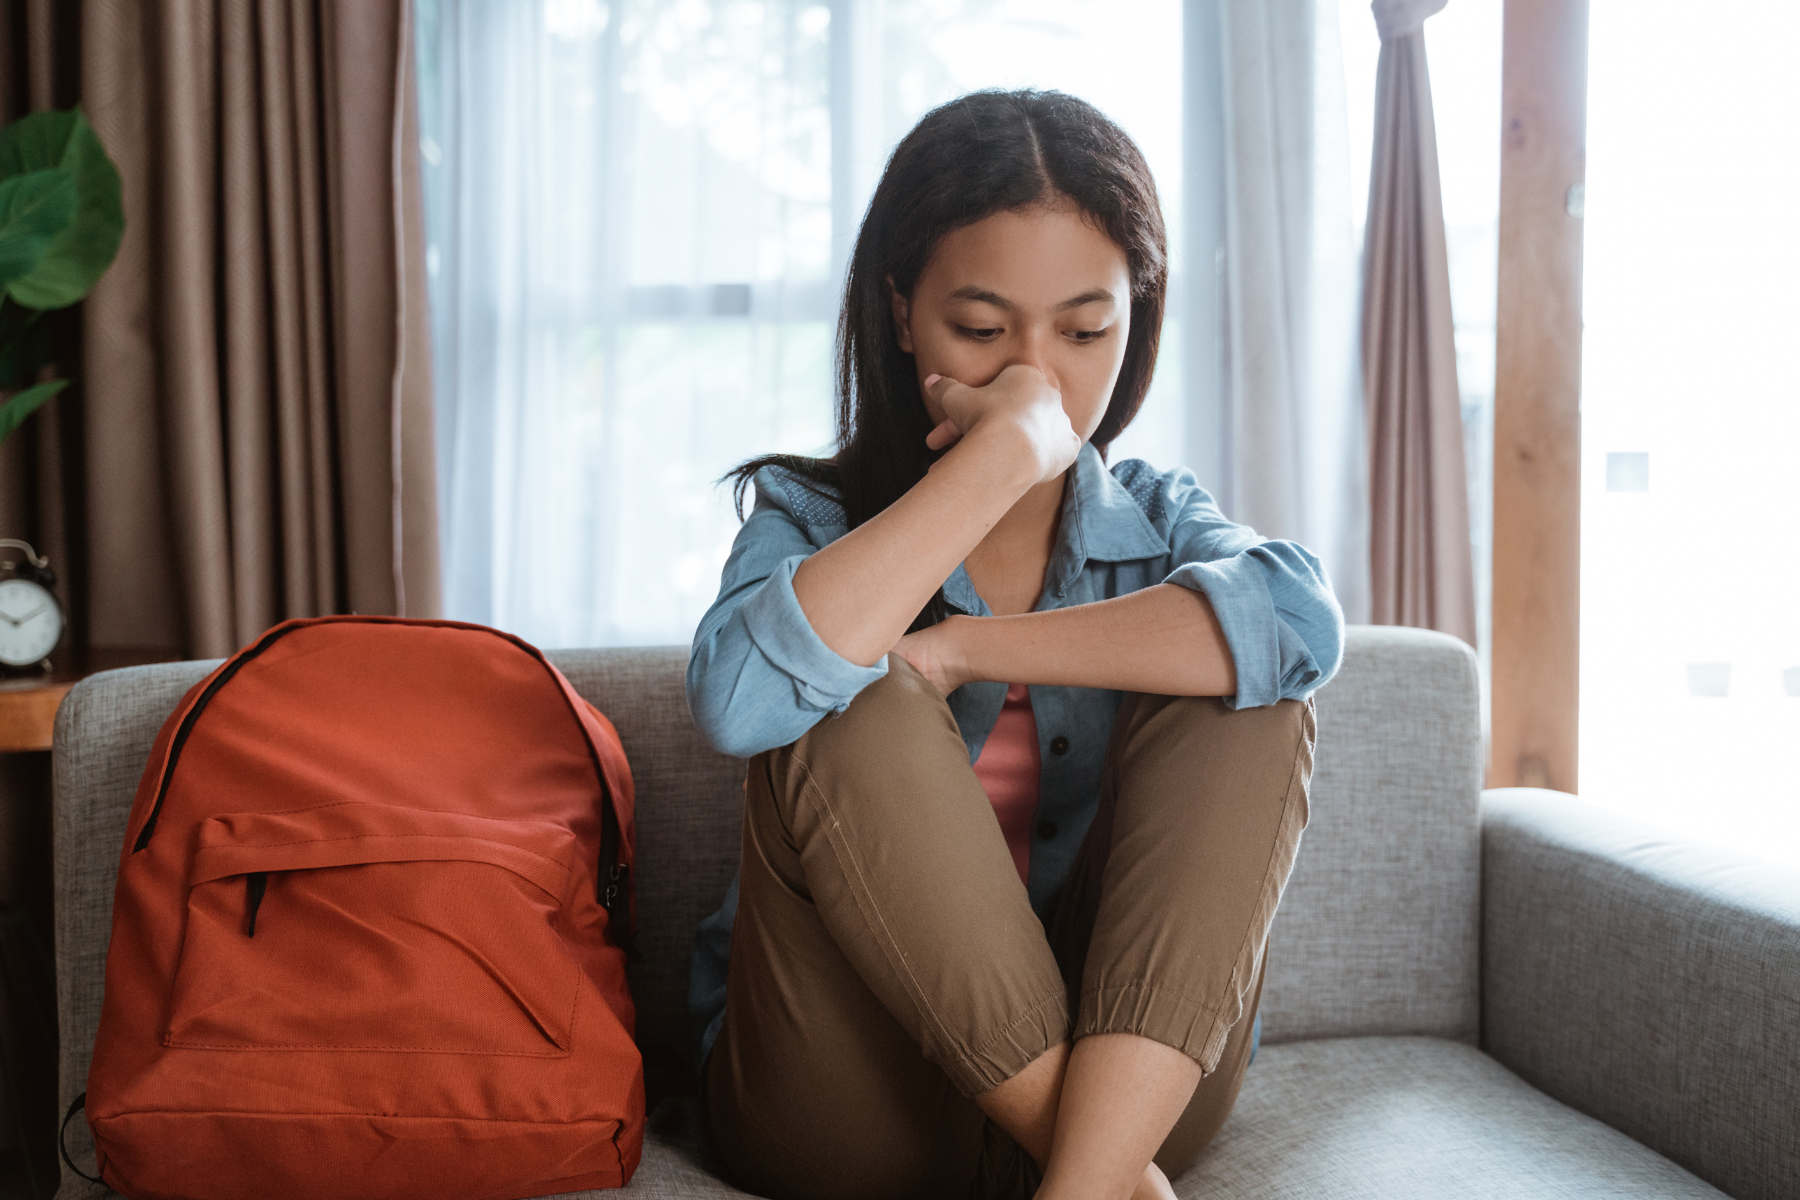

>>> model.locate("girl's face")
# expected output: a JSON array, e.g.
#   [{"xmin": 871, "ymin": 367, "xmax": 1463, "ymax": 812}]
[{"xmin": 891, "ymin": 201, "xmax": 1132, "ymax": 444}]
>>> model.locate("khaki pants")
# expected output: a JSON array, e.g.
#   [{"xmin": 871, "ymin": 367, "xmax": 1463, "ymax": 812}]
[{"xmin": 706, "ymin": 660, "xmax": 1314, "ymax": 1200}]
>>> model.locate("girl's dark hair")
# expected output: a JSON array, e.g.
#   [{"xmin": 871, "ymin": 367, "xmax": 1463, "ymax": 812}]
[{"xmin": 726, "ymin": 89, "xmax": 1168, "ymax": 627}]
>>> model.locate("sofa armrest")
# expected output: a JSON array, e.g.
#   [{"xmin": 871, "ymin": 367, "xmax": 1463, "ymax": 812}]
[{"xmin": 1481, "ymin": 788, "xmax": 1800, "ymax": 1200}]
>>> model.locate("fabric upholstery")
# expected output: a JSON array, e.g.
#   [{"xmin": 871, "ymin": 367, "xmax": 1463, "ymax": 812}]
[
  {"xmin": 1258, "ymin": 625, "xmax": 1482, "ymax": 1044},
  {"xmin": 54, "ymin": 661, "xmax": 218, "ymax": 1199},
  {"xmin": 544, "ymin": 649, "xmax": 745, "ymax": 1098},
  {"xmin": 626, "ymin": 1098, "xmax": 760, "ymax": 1197},
  {"xmin": 556, "ymin": 1038, "xmax": 1725, "ymax": 1199},
  {"xmin": 1483, "ymin": 788, "xmax": 1800, "ymax": 1200},
  {"xmin": 1171, "ymin": 1037, "xmax": 1724, "ymax": 1199}
]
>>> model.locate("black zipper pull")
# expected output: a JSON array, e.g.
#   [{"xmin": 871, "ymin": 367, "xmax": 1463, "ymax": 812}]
[
  {"xmin": 601, "ymin": 862, "xmax": 639, "ymax": 963},
  {"xmin": 245, "ymin": 872, "xmax": 269, "ymax": 937}
]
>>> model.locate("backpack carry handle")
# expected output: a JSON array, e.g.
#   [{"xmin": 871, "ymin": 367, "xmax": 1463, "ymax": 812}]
[{"xmin": 59, "ymin": 1092, "xmax": 102, "ymax": 1184}]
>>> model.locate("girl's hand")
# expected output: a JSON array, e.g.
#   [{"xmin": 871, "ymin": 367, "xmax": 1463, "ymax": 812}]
[
  {"xmin": 891, "ymin": 617, "xmax": 975, "ymax": 699},
  {"xmin": 923, "ymin": 365, "xmax": 1081, "ymax": 487}
]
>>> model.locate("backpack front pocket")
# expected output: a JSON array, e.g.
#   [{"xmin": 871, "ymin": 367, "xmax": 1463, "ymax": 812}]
[{"xmin": 165, "ymin": 803, "xmax": 586, "ymax": 1057}]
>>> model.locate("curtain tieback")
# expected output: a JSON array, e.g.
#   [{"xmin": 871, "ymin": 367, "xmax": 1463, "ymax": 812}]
[{"xmin": 1371, "ymin": 0, "xmax": 1448, "ymax": 42}]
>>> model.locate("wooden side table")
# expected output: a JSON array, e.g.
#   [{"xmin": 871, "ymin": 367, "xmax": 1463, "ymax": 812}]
[
  {"xmin": 0, "ymin": 678, "xmax": 74, "ymax": 754},
  {"xmin": 0, "ymin": 647, "xmax": 173, "ymax": 753}
]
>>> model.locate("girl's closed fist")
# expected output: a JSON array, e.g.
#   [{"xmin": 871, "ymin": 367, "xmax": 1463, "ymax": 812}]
[{"xmin": 922, "ymin": 365, "xmax": 1082, "ymax": 487}]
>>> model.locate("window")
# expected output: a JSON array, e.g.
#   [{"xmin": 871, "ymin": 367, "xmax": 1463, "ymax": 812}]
[
  {"xmin": 415, "ymin": 0, "xmax": 1184, "ymax": 648},
  {"xmin": 1578, "ymin": 0, "xmax": 1800, "ymax": 863}
]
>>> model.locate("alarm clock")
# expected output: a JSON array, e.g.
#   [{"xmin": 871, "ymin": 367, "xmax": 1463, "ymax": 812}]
[{"xmin": 0, "ymin": 539, "xmax": 63, "ymax": 672}]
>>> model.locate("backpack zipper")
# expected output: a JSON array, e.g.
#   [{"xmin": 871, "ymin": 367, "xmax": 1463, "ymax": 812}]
[
  {"xmin": 132, "ymin": 624, "xmax": 295, "ymax": 852},
  {"xmin": 131, "ymin": 620, "xmax": 630, "ymax": 941},
  {"xmin": 596, "ymin": 799, "xmax": 626, "ymax": 932}
]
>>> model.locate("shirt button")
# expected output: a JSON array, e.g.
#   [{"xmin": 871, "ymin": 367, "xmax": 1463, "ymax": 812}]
[
  {"xmin": 1050, "ymin": 736, "xmax": 1070, "ymax": 755},
  {"xmin": 1037, "ymin": 820, "xmax": 1058, "ymax": 840}
]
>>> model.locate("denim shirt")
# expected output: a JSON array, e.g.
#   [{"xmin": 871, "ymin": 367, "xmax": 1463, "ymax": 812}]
[{"xmin": 685, "ymin": 443, "xmax": 1345, "ymax": 1065}]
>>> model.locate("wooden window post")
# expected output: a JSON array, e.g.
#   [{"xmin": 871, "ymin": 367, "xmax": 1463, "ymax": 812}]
[{"xmin": 1490, "ymin": 0, "xmax": 1589, "ymax": 791}]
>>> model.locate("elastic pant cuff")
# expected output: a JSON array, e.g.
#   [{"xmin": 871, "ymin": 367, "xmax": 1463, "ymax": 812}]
[
  {"xmin": 947, "ymin": 989, "xmax": 1071, "ymax": 1097},
  {"xmin": 1074, "ymin": 980, "xmax": 1238, "ymax": 1075}
]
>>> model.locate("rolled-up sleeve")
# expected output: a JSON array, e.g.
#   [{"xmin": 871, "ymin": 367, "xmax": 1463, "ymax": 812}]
[
  {"xmin": 1156, "ymin": 471, "xmax": 1344, "ymax": 709},
  {"xmin": 687, "ymin": 474, "xmax": 888, "ymax": 758}
]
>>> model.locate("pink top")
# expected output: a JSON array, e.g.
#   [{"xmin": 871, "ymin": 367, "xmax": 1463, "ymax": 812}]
[{"xmin": 971, "ymin": 683, "xmax": 1042, "ymax": 886}]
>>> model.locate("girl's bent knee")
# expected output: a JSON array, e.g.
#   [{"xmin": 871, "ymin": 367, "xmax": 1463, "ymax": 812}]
[{"xmin": 787, "ymin": 656, "xmax": 962, "ymax": 767}]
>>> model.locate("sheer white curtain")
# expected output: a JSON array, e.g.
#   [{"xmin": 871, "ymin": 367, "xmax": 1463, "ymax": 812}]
[
  {"xmin": 418, "ymin": 0, "xmax": 836, "ymax": 646},
  {"xmin": 1185, "ymin": 0, "xmax": 1369, "ymax": 625},
  {"xmin": 417, "ymin": 0, "xmax": 1363, "ymax": 648}
]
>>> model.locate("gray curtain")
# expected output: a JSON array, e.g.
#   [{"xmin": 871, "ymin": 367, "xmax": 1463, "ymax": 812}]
[
  {"xmin": 1361, "ymin": 0, "xmax": 1476, "ymax": 645},
  {"xmin": 0, "ymin": 0, "xmax": 439, "ymax": 666}
]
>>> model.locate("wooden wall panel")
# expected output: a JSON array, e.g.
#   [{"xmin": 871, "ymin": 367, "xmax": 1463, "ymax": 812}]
[{"xmin": 1490, "ymin": 0, "xmax": 1589, "ymax": 791}]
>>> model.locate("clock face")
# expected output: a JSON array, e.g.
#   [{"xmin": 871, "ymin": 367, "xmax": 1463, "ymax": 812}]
[{"xmin": 0, "ymin": 577, "xmax": 63, "ymax": 666}]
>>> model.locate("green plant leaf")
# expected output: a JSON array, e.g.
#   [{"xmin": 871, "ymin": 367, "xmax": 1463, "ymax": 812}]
[
  {"xmin": 0, "ymin": 108, "xmax": 79, "ymax": 179},
  {"xmin": 0, "ymin": 108, "xmax": 124, "ymax": 310},
  {"xmin": 0, "ymin": 376, "xmax": 69, "ymax": 443},
  {"xmin": 0, "ymin": 169, "xmax": 77, "ymax": 287}
]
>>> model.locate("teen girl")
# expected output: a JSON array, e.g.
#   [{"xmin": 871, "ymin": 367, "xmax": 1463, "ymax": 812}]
[{"xmin": 686, "ymin": 90, "xmax": 1343, "ymax": 1200}]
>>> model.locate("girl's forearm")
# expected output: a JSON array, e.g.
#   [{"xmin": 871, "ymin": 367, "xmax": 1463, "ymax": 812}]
[
  {"xmin": 954, "ymin": 583, "xmax": 1237, "ymax": 696},
  {"xmin": 793, "ymin": 422, "xmax": 1039, "ymax": 667}
]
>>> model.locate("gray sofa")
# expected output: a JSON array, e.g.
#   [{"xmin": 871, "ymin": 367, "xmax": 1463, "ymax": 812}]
[{"xmin": 50, "ymin": 626, "xmax": 1798, "ymax": 1198}]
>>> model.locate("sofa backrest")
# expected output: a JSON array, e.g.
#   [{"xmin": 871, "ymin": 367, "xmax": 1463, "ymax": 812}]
[
  {"xmin": 1260, "ymin": 625, "xmax": 1483, "ymax": 1045},
  {"xmin": 541, "ymin": 648, "xmax": 744, "ymax": 1096},
  {"xmin": 52, "ymin": 625, "xmax": 1480, "ymax": 1128}
]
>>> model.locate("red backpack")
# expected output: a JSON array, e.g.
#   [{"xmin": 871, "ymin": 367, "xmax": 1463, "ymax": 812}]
[{"xmin": 76, "ymin": 617, "xmax": 643, "ymax": 1200}]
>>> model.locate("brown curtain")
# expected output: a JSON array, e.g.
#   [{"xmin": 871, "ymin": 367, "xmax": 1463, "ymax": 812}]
[
  {"xmin": 0, "ymin": 0, "xmax": 84, "ymax": 670},
  {"xmin": 1362, "ymin": 0, "xmax": 1476, "ymax": 646},
  {"xmin": 0, "ymin": 0, "xmax": 438, "ymax": 667}
]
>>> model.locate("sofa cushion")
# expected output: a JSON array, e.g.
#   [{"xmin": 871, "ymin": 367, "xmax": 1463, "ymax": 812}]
[
  {"xmin": 1175, "ymin": 1037, "xmax": 1724, "ymax": 1199},
  {"xmin": 553, "ymin": 1037, "xmax": 1723, "ymax": 1198},
  {"xmin": 56, "ymin": 1036, "xmax": 1723, "ymax": 1199}
]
